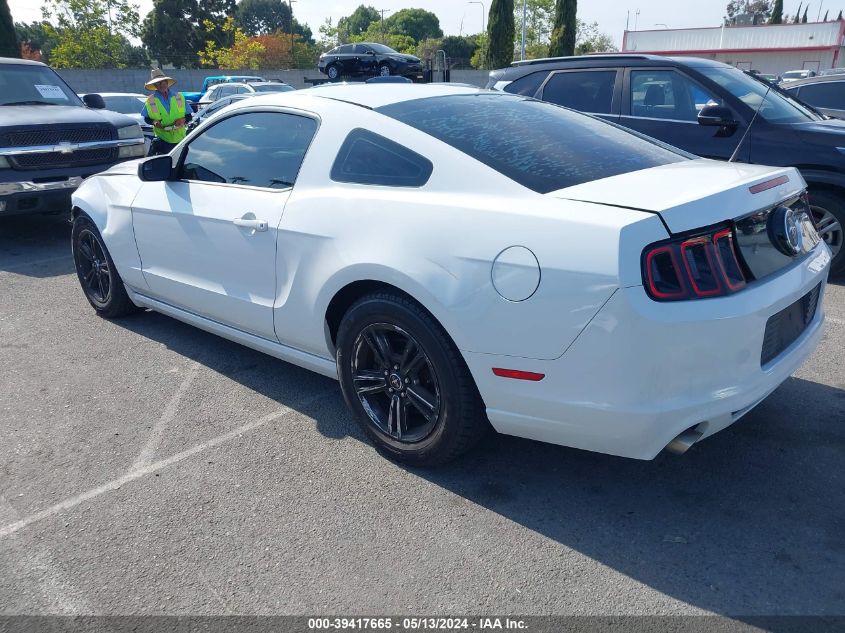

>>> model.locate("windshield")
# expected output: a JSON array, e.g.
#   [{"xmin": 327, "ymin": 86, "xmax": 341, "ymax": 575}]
[
  {"xmin": 699, "ymin": 67, "xmax": 820, "ymax": 123},
  {"xmin": 251, "ymin": 83, "xmax": 294, "ymax": 92},
  {"xmin": 369, "ymin": 43, "xmax": 399, "ymax": 55},
  {"xmin": 102, "ymin": 95, "xmax": 145, "ymax": 114},
  {"xmin": 378, "ymin": 94, "xmax": 688, "ymax": 194},
  {"xmin": 0, "ymin": 64, "xmax": 83, "ymax": 106}
]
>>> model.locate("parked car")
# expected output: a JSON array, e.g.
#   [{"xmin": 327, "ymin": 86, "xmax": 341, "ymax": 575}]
[
  {"xmin": 0, "ymin": 57, "xmax": 145, "ymax": 217},
  {"xmin": 781, "ymin": 75, "xmax": 845, "ymax": 119},
  {"xmin": 80, "ymin": 92, "xmax": 153, "ymax": 153},
  {"xmin": 318, "ymin": 43, "xmax": 423, "ymax": 81},
  {"xmin": 182, "ymin": 75, "xmax": 267, "ymax": 107},
  {"xmin": 70, "ymin": 85, "xmax": 829, "ymax": 465},
  {"xmin": 781, "ymin": 69, "xmax": 817, "ymax": 83},
  {"xmin": 198, "ymin": 81, "xmax": 294, "ymax": 105},
  {"xmin": 187, "ymin": 93, "xmax": 258, "ymax": 131},
  {"xmin": 486, "ymin": 54, "xmax": 845, "ymax": 274}
]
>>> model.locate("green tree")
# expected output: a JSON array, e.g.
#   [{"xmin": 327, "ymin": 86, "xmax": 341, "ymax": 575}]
[
  {"xmin": 440, "ymin": 34, "xmax": 479, "ymax": 67},
  {"xmin": 42, "ymin": 0, "xmax": 140, "ymax": 68},
  {"xmin": 336, "ymin": 5, "xmax": 379, "ymax": 42},
  {"xmin": 802, "ymin": 5, "xmax": 808, "ymax": 22},
  {"xmin": 1, "ymin": 0, "xmax": 19, "ymax": 57},
  {"xmin": 382, "ymin": 8, "xmax": 442, "ymax": 43},
  {"xmin": 514, "ymin": 0, "xmax": 553, "ymax": 56},
  {"xmin": 487, "ymin": 0, "xmax": 514, "ymax": 69},
  {"xmin": 770, "ymin": 0, "xmax": 783, "ymax": 23},
  {"xmin": 142, "ymin": 0, "xmax": 235, "ymax": 68},
  {"xmin": 14, "ymin": 21, "xmax": 58, "ymax": 61},
  {"xmin": 724, "ymin": 0, "xmax": 772, "ymax": 24},
  {"xmin": 575, "ymin": 20, "xmax": 616, "ymax": 55},
  {"xmin": 236, "ymin": 0, "xmax": 289, "ymax": 35},
  {"xmin": 839, "ymin": 10, "xmax": 843, "ymax": 19},
  {"xmin": 548, "ymin": 0, "xmax": 576, "ymax": 58},
  {"xmin": 793, "ymin": 2, "xmax": 802, "ymax": 23},
  {"xmin": 824, "ymin": 9, "xmax": 829, "ymax": 20}
]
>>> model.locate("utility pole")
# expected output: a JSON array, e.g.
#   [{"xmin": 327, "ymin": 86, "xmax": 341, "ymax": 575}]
[
  {"xmin": 289, "ymin": 0, "xmax": 296, "ymax": 62},
  {"xmin": 379, "ymin": 8, "xmax": 392, "ymax": 43},
  {"xmin": 468, "ymin": 1, "xmax": 485, "ymax": 69},
  {"xmin": 520, "ymin": 0, "xmax": 527, "ymax": 60}
]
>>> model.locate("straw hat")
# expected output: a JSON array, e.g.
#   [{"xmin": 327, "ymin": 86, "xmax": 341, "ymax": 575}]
[{"xmin": 144, "ymin": 68, "xmax": 176, "ymax": 91}]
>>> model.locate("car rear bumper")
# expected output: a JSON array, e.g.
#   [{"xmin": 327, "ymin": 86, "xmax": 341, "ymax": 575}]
[{"xmin": 463, "ymin": 243, "xmax": 831, "ymax": 459}]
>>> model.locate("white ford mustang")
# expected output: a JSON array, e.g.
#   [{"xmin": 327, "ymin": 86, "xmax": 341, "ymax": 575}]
[{"xmin": 71, "ymin": 84, "xmax": 831, "ymax": 465}]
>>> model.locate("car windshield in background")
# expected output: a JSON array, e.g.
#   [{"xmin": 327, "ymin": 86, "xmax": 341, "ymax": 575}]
[
  {"xmin": 377, "ymin": 94, "xmax": 688, "ymax": 194},
  {"xmin": 699, "ymin": 67, "xmax": 820, "ymax": 123},
  {"xmin": 102, "ymin": 95, "xmax": 145, "ymax": 114},
  {"xmin": 251, "ymin": 83, "xmax": 294, "ymax": 92},
  {"xmin": 0, "ymin": 64, "xmax": 83, "ymax": 106}
]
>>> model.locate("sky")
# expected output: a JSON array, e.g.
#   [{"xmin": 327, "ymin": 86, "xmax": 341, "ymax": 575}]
[{"xmin": 8, "ymin": 1, "xmax": 823, "ymax": 49}]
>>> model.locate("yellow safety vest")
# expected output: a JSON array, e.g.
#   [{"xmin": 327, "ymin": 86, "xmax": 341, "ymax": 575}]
[{"xmin": 145, "ymin": 92, "xmax": 187, "ymax": 144}]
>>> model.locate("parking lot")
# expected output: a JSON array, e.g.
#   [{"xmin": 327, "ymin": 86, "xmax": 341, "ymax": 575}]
[{"xmin": 0, "ymin": 213, "xmax": 843, "ymax": 617}]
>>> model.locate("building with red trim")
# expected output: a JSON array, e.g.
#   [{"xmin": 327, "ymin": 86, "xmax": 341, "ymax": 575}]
[{"xmin": 622, "ymin": 21, "xmax": 845, "ymax": 75}]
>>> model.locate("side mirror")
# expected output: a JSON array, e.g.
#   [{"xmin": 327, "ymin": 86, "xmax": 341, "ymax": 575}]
[
  {"xmin": 82, "ymin": 93, "xmax": 106, "ymax": 109},
  {"xmin": 138, "ymin": 155, "xmax": 173, "ymax": 182},
  {"xmin": 698, "ymin": 105, "xmax": 739, "ymax": 128}
]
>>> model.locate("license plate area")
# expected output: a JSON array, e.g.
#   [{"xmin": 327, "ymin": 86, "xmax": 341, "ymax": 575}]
[{"xmin": 760, "ymin": 284, "xmax": 821, "ymax": 366}]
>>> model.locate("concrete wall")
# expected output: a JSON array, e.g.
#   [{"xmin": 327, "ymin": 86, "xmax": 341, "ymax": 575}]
[{"xmin": 55, "ymin": 68, "xmax": 491, "ymax": 94}]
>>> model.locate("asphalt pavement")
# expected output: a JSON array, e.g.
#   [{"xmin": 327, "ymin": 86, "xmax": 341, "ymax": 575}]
[{"xmin": 0, "ymin": 213, "xmax": 843, "ymax": 618}]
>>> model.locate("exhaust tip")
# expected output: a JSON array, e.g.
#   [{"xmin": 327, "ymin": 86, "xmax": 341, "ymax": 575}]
[{"xmin": 665, "ymin": 428, "xmax": 704, "ymax": 455}]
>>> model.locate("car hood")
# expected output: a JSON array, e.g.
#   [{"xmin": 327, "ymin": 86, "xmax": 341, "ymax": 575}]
[
  {"xmin": 551, "ymin": 159, "xmax": 803, "ymax": 234},
  {"xmin": 0, "ymin": 104, "xmax": 136, "ymax": 128}
]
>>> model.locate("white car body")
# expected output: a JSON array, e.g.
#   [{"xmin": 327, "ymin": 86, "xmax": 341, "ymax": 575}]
[{"xmin": 71, "ymin": 84, "xmax": 831, "ymax": 460}]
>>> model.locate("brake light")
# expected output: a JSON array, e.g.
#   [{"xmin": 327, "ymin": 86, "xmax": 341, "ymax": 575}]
[{"xmin": 643, "ymin": 226, "xmax": 747, "ymax": 301}]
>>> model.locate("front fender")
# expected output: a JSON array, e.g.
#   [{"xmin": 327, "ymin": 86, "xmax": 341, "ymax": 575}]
[{"xmin": 71, "ymin": 175, "xmax": 148, "ymax": 291}]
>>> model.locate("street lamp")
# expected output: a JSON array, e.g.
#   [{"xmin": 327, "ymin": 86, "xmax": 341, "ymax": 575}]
[
  {"xmin": 378, "ymin": 8, "xmax": 392, "ymax": 44},
  {"xmin": 469, "ymin": 1, "xmax": 485, "ymax": 69}
]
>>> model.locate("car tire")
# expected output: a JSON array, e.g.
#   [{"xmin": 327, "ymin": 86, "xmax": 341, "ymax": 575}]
[
  {"xmin": 326, "ymin": 64, "xmax": 340, "ymax": 81},
  {"xmin": 378, "ymin": 63, "xmax": 391, "ymax": 77},
  {"xmin": 808, "ymin": 189, "xmax": 845, "ymax": 275},
  {"xmin": 336, "ymin": 292, "xmax": 488, "ymax": 466},
  {"xmin": 71, "ymin": 214, "xmax": 140, "ymax": 318}
]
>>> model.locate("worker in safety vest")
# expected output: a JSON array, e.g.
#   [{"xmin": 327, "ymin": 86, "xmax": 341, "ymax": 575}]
[{"xmin": 141, "ymin": 68, "xmax": 192, "ymax": 156}]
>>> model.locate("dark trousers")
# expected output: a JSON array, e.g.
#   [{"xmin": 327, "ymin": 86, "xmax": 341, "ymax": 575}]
[{"xmin": 148, "ymin": 138, "xmax": 178, "ymax": 156}]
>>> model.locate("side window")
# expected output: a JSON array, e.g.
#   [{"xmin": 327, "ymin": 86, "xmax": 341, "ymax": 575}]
[
  {"xmin": 502, "ymin": 71, "xmax": 549, "ymax": 96},
  {"xmin": 353, "ymin": 44, "xmax": 370, "ymax": 54},
  {"xmin": 630, "ymin": 70, "xmax": 721, "ymax": 121},
  {"xmin": 217, "ymin": 85, "xmax": 238, "ymax": 98},
  {"xmin": 179, "ymin": 112, "xmax": 317, "ymax": 189},
  {"xmin": 795, "ymin": 81, "xmax": 845, "ymax": 109},
  {"xmin": 541, "ymin": 70, "xmax": 616, "ymax": 114},
  {"xmin": 331, "ymin": 129, "xmax": 433, "ymax": 187},
  {"xmin": 338, "ymin": 45, "xmax": 353, "ymax": 54}
]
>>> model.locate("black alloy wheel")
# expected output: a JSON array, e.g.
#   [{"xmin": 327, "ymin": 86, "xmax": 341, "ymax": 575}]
[
  {"xmin": 336, "ymin": 292, "xmax": 488, "ymax": 465},
  {"xmin": 326, "ymin": 64, "xmax": 340, "ymax": 81},
  {"xmin": 378, "ymin": 63, "xmax": 391, "ymax": 77},
  {"xmin": 808, "ymin": 190, "xmax": 845, "ymax": 275},
  {"xmin": 72, "ymin": 214, "xmax": 139, "ymax": 318},
  {"xmin": 351, "ymin": 323, "xmax": 441, "ymax": 443}
]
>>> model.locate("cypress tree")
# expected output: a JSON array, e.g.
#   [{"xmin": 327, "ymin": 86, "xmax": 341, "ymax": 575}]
[
  {"xmin": 824, "ymin": 9, "xmax": 829, "ymax": 20},
  {"xmin": 838, "ymin": 10, "xmax": 843, "ymax": 20},
  {"xmin": 486, "ymin": 0, "xmax": 515, "ymax": 69},
  {"xmin": 0, "ymin": 0, "xmax": 20, "ymax": 58},
  {"xmin": 802, "ymin": 5, "xmax": 809, "ymax": 22},
  {"xmin": 770, "ymin": 0, "xmax": 783, "ymax": 23},
  {"xmin": 549, "ymin": 0, "xmax": 577, "ymax": 58},
  {"xmin": 794, "ymin": 2, "xmax": 802, "ymax": 22}
]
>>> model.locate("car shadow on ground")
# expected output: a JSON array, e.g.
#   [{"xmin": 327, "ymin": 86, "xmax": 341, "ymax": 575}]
[
  {"xmin": 0, "ymin": 213, "xmax": 75, "ymax": 278},
  {"xmin": 115, "ymin": 308, "xmax": 845, "ymax": 617}
]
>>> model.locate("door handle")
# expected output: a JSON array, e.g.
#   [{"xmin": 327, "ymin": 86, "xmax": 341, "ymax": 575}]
[{"xmin": 233, "ymin": 218, "xmax": 268, "ymax": 232}]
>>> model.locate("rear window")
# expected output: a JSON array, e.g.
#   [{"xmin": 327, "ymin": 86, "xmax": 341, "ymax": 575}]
[
  {"xmin": 377, "ymin": 94, "xmax": 687, "ymax": 194},
  {"xmin": 331, "ymin": 128, "xmax": 433, "ymax": 187}
]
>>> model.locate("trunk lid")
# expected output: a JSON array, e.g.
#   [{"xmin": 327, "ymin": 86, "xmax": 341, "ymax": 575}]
[{"xmin": 551, "ymin": 159, "xmax": 803, "ymax": 234}]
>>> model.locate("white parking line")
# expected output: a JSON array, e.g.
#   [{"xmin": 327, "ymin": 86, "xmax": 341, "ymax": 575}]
[
  {"xmin": 0, "ymin": 389, "xmax": 334, "ymax": 539},
  {"xmin": 130, "ymin": 361, "xmax": 200, "ymax": 471}
]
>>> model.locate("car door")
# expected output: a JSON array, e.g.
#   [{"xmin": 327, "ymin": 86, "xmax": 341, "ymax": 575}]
[
  {"xmin": 353, "ymin": 44, "xmax": 375, "ymax": 75},
  {"xmin": 131, "ymin": 110, "xmax": 318, "ymax": 340},
  {"xmin": 619, "ymin": 68, "xmax": 746, "ymax": 160},
  {"xmin": 537, "ymin": 68, "xmax": 621, "ymax": 124},
  {"xmin": 337, "ymin": 45, "xmax": 356, "ymax": 75}
]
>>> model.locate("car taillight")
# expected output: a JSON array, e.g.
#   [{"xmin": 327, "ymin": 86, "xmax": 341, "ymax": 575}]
[{"xmin": 642, "ymin": 226, "xmax": 747, "ymax": 301}]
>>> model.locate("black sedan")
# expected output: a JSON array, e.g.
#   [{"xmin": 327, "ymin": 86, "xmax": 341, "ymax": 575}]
[{"xmin": 318, "ymin": 43, "xmax": 423, "ymax": 81}]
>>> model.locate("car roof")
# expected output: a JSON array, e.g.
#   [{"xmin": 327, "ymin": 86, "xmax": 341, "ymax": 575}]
[
  {"xmin": 98, "ymin": 92, "xmax": 146, "ymax": 98},
  {"xmin": 297, "ymin": 82, "xmax": 487, "ymax": 109},
  {"xmin": 497, "ymin": 54, "xmax": 733, "ymax": 78},
  {"xmin": 781, "ymin": 74, "xmax": 845, "ymax": 88},
  {"xmin": 0, "ymin": 56, "xmax": 47, "ymax": 66}
]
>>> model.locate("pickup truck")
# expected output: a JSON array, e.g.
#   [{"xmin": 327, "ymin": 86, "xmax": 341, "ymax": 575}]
[
  {"xmin": 0, "ymin": 57, "xmax": 145, "ymax": 217},
  {"xmin": 182, "ymin": 75, "xmax": 267, "ymax": 108}
]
